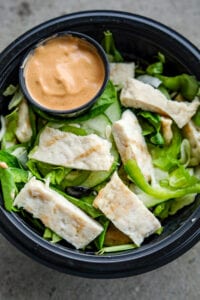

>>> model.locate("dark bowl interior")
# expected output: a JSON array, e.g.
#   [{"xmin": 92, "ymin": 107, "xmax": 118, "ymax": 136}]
[{"xmin": 0, "ymin": 10, "xmax": 200, "ymax": 278}]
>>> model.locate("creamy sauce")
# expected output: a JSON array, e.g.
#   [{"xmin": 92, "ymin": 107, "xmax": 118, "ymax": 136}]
[{"xmin": 24, "ymin": 35, "xmax": 105, "ymax": 110}]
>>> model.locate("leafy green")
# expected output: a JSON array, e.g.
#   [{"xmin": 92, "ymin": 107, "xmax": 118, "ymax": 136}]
[
  {"xmin": 52, "ymin": 187, "xmax": 102, "ymax": 219},
  {"xmin": 169, "ymin": 194, "xmax": 197, "ymax": 215},
  {"xmin": 26, "ymin": 160, "xmax": 71, "ymax": 186},
  {"xmin": 7, "ymin": 144, "xmax": 28, "ymax": 169},
  {"xmin": 94, "ymin": 216, "xmax": 110, "ymax": 250},
  {"xmin": 0, "ymin": 167, "xmax": 17, "ymax": 211},
  {"xmin": 57, "ymin": 125, "xmax": 87, "ymax": 136},
  {"xmin": 192, "ymin": 107, "xmax": 200, "ymax": 126},
  {"xmin": 3, "ymin": 84, "xmax": 24, "ymax": 110},
  {"xmin": 124, "ymin": 159, "xmax": 200, "ymax": 206},
  {"xmin": 0, "ymin": 116, "xmax": 6, "ymax": 142},
  {"xmin": 28, "ymin": 106, "xmax": 37, "ymax": 145},
  {"xmin": 3, "ymin": 84, "xmax": 18, "ymax": 96},
  {"xmin": 43, "ymin": 228, "xmax": 62, "ymax": 243},
  {"xmin": 0, "ymin": 150, "xmax": 20, "ymax": 168},
  {"xmin": 160, "ymin": 166, "xmax": 199, "ymax": 189},
  {"xmin": 61, "ymin": 169, "xmax": 90, "ymax": 189},
  {"xmin": 137, "ymin": 111, "xmax": 164, "ymax": 145},
  {"xmin": 0, "ymin": 150, "xmax": 29, "ymax": 211},
  {"xmin": 9, "ymin": 167, "xmax": 29, "ymax": 183},
  {"xmin": 149, "ymin": 125, "xmax": 182, "ymax": 171},
  {"xmin": 101, "ymin": 30, "xmax": 123, "ymax": 62},
  {"xmin": 153, "ymin": 201, "xmax": 172, "ymax": 220},
  {"xmin": 76, "ymin": 81, "xmax": 117, "ymax": 121},
  {"xmin": 1, "ymin": 109, "xmax": 18, "ymax": 149},
  {"xmin": 8, "ymin": 88, "xmax": 24, "ymax": 110},
  {"xmin": 26, "ymin": 159, "xmax": 43, "ymax": 179}
]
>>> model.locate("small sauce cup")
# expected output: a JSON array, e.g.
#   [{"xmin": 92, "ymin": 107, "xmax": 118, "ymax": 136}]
[{"xmin": 19, "ymin": 31, "xmax": 109, "ymax": 117}]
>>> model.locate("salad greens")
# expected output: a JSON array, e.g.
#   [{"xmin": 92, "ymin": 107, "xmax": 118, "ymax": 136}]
[{"xmin": 0, "ymin": 31, "xmax": 199, "ymax": 254}]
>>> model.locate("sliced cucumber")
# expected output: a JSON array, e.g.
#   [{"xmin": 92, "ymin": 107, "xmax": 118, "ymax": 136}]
[
  {"xmin": 80, "ymin": 114, "xmax": 111, "ymax": 138},
  {"xmin": 104, "ymin": 97, "xmax": 122, "ymax": 123},
  {"xmin": 61, "ymin": 169, "xmax": 91, "ymax": 188},
  {"xmin": 81, "ymin": 144, "xmax": 119, "ymax": 188}
]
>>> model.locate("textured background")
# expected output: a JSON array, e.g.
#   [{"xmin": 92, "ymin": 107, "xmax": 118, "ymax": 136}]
[{"xmin": 0, "ymin": 1, "xmax": 200, "ymax": 299}]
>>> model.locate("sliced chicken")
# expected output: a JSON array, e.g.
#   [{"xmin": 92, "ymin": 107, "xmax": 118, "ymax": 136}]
[
  {"xmin": 109, "ymin": 62, "xmax": 135, "ymax": 86},
  {"xmin": 29, "ymin": 127, "xmax": 114, "ymax": 171},
  {"xmin": 93, "ymin": 172, "xmax": 161, "ymax": 246},
  {"xmin": 182, "ymin": 121, "xmax": 200, "ymax": 166},
  {"xmin": 112, "ymin": 109, "xmax": 154, "ymax": 182},
  {"xmin": 160, "ymin": 116, "xmax": 173, "ymax": 144},
  {"xmin": 120, "ymin": 78, "xmax": 199, "ymax": 128},
  {"xmin": 14, "ymin": 177, "xmax": 103, "ymax": 249}
]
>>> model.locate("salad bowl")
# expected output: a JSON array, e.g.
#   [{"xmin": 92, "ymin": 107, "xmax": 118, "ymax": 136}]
[{"xmin": 0, "ymin": 10, "xmax": 199, "ymax": 278}]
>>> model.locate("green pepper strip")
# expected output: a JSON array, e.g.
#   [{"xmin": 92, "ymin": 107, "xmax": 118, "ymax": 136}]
[
  {"xmin": 124, "ymin": 159, "xmax": 200, "ymax": 205},
  {"xmin": 157, "ymin": 74, "xmax": 199, "ymax": 101}
]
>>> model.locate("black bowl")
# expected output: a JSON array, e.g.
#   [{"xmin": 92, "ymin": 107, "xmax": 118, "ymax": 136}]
[
  {"xmin": 0, "ymin": 10, "xmax": 200, "ymax": 278},
  {"xmin": 19, "ymin": 31, "xmax": 109, "ymax": 118}
]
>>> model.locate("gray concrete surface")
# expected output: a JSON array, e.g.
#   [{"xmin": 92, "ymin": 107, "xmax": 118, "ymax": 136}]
[{"xmin": 0, "ymin": 0, "xmax": 200, "ymax": 299}]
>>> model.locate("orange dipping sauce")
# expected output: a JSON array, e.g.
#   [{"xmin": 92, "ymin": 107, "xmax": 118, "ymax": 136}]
[{"xmin": 23, "ymin": 35, "xmax": 105, "ymax": 111}]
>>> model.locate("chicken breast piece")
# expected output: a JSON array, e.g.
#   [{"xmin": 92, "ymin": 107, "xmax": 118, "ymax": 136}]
[
  {"xmin": 120, "ymin": 78, "xmax": 199, "ymax": 128},
  {"xmin": 112, "ymin": 109, "xmax": 154, "ymax": 182},
  {"xmin": 109, "ymin": 62, "xmax": 135, "ymax": 86},
  {"xmin": 29, "ymin": 127, "xmax": 114, "ymax": 171},
  {"xmin": 16, "ymin": 100, "xmax": 33, "ymax": 143},
  {"xmin": 182, "ymin": 121, "xmax": 200, "ymax": 166},
  {"xmin": 14, "ymin": 177, "xmax": 103, "ymax": 249},
  {"xmin": 93, "ymin": 172, "xmax": 161, "ymax": 246},
  {"xmin": 160, "ymin": 116, "xmax": 173, "ymax": 144}
]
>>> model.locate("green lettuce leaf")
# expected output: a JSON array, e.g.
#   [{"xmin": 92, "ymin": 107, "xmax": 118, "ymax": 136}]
[
  {"xmin": 52, "ymin": 187, "xmax": 102, "ymax": 219},
  {"xmin": 1, "ymin": 109, "xmax": 18, "ymax": 149},
  {"xmin": 0, "ymin": 150, "xmax": 20, "ymax": 168},
  {"xmin": 43, "ymin": 228, "xmax": 62, "ymax": 243},
  {"xmin": 192, "ymin": 107, "xmax": 200, "ymax": 126},
  {"xmin": 149, "ymin": 125, "xmax": 182, "ymax": 171},
  {"xmin": 76, "ymin": 81, "xmax": 117, "ymax": 121},
  {"xmin": 3, "ymin": 84, "xmax": 18, "ymax": 96},
  {"xmin": 3, "ymin": 84, "xmax": 24, "ymax": 110},
  {"xmin": 137, "ymin": 110, "xmax": 164, "ymax": 145},
  {"xmin": 0, "ymin": 167, "xmax": 17, "ymax": 211}
]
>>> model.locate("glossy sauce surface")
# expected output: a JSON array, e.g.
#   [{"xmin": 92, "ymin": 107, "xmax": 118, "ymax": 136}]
[{"xmin": 24, "ymin": 35, "xmax": 105, "ymax": 110}]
